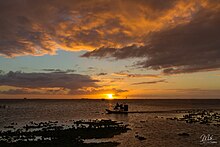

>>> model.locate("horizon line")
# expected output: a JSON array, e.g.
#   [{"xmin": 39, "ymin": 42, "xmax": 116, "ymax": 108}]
[{"xmin": 0, "ymin": 98, "xmax": 220, "ymax": 100}]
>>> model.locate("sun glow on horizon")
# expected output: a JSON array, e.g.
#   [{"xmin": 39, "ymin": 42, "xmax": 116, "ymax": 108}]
[{"xmin": 106, "ymin": 94, "xmax": 114, "ymax": 99}]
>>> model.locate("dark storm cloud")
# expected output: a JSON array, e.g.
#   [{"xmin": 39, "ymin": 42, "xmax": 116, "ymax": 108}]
[
  {"xmin": 96, "ymin": 72, "xmax": 108, "ymax": 76},
  {"xmin": 0, "ymin": 0, "xmax": 188, "ymax": 57},
  {"xmin": 132, "ymin": 79, "xmax": 167, "ymax": 85},
  {"xmin": 82, "ymin": 3, "xmax": 220, "ymax": 74},
  {"xmin": 81, "ymin": 45, "xmax": 143, "ymax": 59},
  {"xmin": 0, "ymin": 87, "xmax": 68, "ymax": 95},
  {"xmin": 0, "ymin": 88, "xmax": 41, "ymax": 95},
  {"xmin": 88, "ymin": 67, "xmax": 96, "ymax": 70},
  {"xmin": 113, "ymin": 71, "xmax": 160, "ymax": 78},
  {"xmin": 0, "ymin": 71, "xmax": 98, "ymax": 89},
  {"xmin": 42, "ymin": 69, "xmax": 76, "ymax": 73}
]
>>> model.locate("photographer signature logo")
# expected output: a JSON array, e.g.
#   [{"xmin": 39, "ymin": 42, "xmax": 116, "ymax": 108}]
[{"xmin": 200, "ymin": 134, "xmax": 217, "ymax": 144}]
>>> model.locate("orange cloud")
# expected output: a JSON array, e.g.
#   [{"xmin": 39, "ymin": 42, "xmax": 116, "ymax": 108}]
[
  {"xmin": 82, "ymin": 1, "xmax": 220, "ymax": 74},
  {"xmin": 0, "ymin": 0, "xmax": 207, "ymax": 57}
]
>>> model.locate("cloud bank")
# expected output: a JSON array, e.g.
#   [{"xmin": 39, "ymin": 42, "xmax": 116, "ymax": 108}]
[
  {"xmin": 1, "ymin": 0, "xmax": 220, "ymax": 74},
  {"xmin": 113, "ymin": 71, "xmax": 160, "ymax": 78},
  {"xmin": 132, "ymin": 79, "xmax": 167, "ymax": 85},
  {"xmin": 69, "ymin": 88, "xmax": 128, "ymax": 96},
  {"xmin": 0, "ymin": 71, "xmax": 98, "ymax": 94},
  {"xmin": 0, "ymin": 71, "xmax": 128, "ymax": 96},
  {"xmin": 82, "ymin": 1, "xmax": 220, "ymax": 74},
  {"xmin": 0, "ymin": 0, "xmax": 197, "ymax": 57}
]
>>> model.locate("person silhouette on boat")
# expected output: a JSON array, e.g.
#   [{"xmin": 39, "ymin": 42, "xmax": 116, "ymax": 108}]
[
  {"xmin": 106, "ymin": 103, "xmax": 128, "ymax": 113},
  {"xmin": 119, "ymin": 104, "xmax": 124, "ymax": 110},
  {"xmin": 114, "ymin": 103, "xmax": 125, "ymax": 111},
  {"xmin": 114, "ymin": 102, "xmax": 120, "ymax": 110}
]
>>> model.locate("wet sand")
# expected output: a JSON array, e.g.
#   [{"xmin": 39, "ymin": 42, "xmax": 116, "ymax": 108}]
[{"xmin": 110, "ymin": 110, "xmax": 220, "ymax": 147}]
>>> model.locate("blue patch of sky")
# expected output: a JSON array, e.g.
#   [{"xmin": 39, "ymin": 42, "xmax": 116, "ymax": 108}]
[{"xmin": 0, "ymin": 50, "xmax": 152, "ymax": 75}]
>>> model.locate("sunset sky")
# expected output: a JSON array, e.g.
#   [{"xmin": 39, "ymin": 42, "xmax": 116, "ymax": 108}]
[{"xmin": 0, "ymin": 0, "xmax": 220, "ymax": 99}]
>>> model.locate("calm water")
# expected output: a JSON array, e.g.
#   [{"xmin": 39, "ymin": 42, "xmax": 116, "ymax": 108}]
[{"xmin": 0, "ymin": 99, "xmax": 220, "ymax": 146}]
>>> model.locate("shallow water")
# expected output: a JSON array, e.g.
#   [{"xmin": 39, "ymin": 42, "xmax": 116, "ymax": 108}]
[{"xmin": 0, "ymin": 99, "xmax": 220, "ymax": 146}]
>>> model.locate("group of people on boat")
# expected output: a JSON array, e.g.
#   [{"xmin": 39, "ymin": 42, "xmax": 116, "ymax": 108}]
[
  {"xmin": 114, "ymin": 103, "xmax": 128, "ymax": 112},
  {"xmin": 105, "ymin": 102, "xmax": 129, "ymax": 114}
]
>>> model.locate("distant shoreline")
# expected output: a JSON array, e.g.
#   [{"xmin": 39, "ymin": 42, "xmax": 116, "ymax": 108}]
[{"xmin": 0, "ymin": 98, "xmax": 220, "ymax": 100}]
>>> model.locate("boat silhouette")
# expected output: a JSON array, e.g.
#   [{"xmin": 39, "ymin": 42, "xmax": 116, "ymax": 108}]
[{"xmin": 106, "ymin": 103, "xmax": 128, "ymax": 114}]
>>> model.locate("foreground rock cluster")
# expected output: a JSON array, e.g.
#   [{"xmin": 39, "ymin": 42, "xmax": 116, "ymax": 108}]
[
  {"xmin": 167, "ymin": 110, "xmax": 220, "ymax": 126},
  {"xmin": 0, "ymin": 119, "xmax": 130, "ymax": 147}
]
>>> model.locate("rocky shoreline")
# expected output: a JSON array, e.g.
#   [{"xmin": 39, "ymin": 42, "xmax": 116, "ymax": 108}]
[
  {"xmin": 167, "ymin": 109, "xmax": 220, "ymax": 126},
  {"xmin": 0, "ymin": 119, "xmax": 130, "ymax": 146}
]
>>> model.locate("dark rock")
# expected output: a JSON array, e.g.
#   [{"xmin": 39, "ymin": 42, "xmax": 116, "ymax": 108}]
[
  {"xmin": 135, "ymin": 135, "xmax": 146, "ymax": 140},
  {"xmin": 0, "ymin": 119, "xmax": 130, "ymax": 146},
  {"xmin": 178, "ymin": 133, "xmax": 190, "ymax": 137}
]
